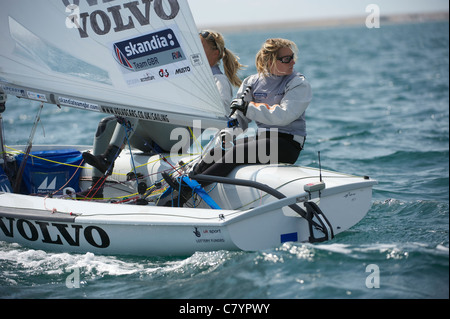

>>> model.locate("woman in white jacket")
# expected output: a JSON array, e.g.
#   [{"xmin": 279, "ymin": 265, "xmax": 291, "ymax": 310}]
[
  {"xmin": 81, "ymin": 30, "xmax": 244, "ymax": 198},
  {"xmin": 192, "ymin": 38, "xmax": 312, "ymax": 180}
]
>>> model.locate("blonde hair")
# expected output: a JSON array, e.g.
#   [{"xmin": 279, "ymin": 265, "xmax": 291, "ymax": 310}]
[
  {"xmin": 201, "ymin": 30, "xmax": 245, "ymax": 87},
  {"xmin": 256, "ymin": 38, "xmax": 299, "ymax": 76}
]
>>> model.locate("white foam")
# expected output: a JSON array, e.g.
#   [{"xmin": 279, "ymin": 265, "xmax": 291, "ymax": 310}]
[{"xmin": 315, "ymin": 243, "xmax": 353, "ymax": 254}]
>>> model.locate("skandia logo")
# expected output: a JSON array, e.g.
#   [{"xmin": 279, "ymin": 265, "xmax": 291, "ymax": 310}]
[
  {"xmin": 113, "ymin": 28, "xmax": 184, "ymax": 72},
  {"xmin": 124, "ymin": 33, "xmax": 175, "ymax": 57}
]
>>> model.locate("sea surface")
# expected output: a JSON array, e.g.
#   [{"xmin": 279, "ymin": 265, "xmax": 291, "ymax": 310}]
[{"xmin": 0, "ymin": 21, "xmax": 448, "ymax": 301}]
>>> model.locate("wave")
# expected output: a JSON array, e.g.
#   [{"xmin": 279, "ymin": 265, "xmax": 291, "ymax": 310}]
[{"xmin": 1, "ymin": 233, "xmax": 448, "ymax": 299}]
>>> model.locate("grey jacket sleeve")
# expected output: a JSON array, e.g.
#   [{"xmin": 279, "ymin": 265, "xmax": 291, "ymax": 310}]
[{"xmin": 246, "ymin": 75, "xmax": 312, "ymax": 126}]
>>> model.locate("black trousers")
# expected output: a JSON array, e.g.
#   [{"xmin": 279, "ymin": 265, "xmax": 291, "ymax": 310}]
[{"xmin": 194, "ymin": 131, "xmax": 303, "ymax": 183}]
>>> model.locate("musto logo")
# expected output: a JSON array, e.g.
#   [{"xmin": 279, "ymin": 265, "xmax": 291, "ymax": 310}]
[{"xmin": 113, "ymin": 28, "xmax": 185, "ymax": 72}]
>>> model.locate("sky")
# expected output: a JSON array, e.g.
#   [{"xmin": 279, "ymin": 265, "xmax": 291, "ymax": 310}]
[{"xmin": 187, "ymin": 0, "xmax": 449, "ymax": 27}]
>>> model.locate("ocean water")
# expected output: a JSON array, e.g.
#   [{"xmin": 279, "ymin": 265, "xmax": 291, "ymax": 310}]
[{"xmin": 0, "ymin": 21, "xmax": 448, "ymax": 300}]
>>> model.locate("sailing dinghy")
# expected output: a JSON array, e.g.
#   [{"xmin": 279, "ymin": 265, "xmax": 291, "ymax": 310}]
[{"xmin": 0, "ymin": 0, "xmax": 377, "ymax": 256}]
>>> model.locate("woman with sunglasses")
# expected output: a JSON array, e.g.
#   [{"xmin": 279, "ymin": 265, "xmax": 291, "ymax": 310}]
[
  {"xmin": 199, "ymin": 30, "xmax": 245, "ymax": 112},
  {"xmin": 189, "ymin": 38, "xmax": 312, "ymax": 188}
]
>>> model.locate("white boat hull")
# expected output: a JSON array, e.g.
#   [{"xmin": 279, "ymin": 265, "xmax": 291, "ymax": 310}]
[
  {"xmin": 0, "ymin": 195, "xmax": 239, "ymax": 256},
  {"xmin": 0, "ymin": 0, "xmax": 377, "ymax": 257},
  {"xmin": 0, "ymin": 146, "xmax": 377, "ymax": 256}
]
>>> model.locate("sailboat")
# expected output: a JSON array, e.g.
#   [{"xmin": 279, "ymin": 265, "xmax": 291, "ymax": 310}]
[{"xmin": 0, "ymin": 0, "xmax": 377, "ymax": 256}]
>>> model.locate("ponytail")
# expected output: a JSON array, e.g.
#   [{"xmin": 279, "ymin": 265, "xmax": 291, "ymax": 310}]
[
  {"xmin": 222, "ymin": 47, "xmax": 245, "ymax": 87},
  {"xmin": 200, "ymin": 30, "xmax": 245, "ymax": 87}
]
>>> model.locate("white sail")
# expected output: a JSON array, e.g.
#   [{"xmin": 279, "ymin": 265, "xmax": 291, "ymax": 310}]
[{"xmin": 0, "ymin": 0, "xmax": 227, "ymax": 128}]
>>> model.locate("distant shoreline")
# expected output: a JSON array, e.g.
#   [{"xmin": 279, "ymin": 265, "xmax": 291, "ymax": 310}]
[{"xmin": 199, "ymin": 11, "xmax": 449, "ymax": 33}]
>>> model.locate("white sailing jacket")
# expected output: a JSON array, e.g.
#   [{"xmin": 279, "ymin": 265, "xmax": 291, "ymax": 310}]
[
  {"xmin": 211, "ymin": 65, "xmax": 233, "ymax": 113},
  {"xmin": 235, "ymin": 72, "xmax": 312, "ymax": 137}
]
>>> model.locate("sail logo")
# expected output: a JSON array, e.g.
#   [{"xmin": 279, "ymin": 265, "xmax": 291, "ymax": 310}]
[
  {"xmin": 114, "ymin": 44, "xmax": 133, "ymax": 69},
  {"xmin": 64, "ymin": 0, "xmax": 180, "ymax": 38},
  {"xmin": 38, "ymin": 177, "xmax": 57, "ymax": 192},
  {"xmin": 0, "ymin": 216, "xmax": 110, "ymax": 249},
  {"xmin": 113, "ymin": 28, "xmax": 185, "ymax": 72},
  {"xmin": 123, "ymin": 33, "xmax": 175, "ymax": 57},
  {"xmin": 172, "ymin": 51, "xmax": 183, "ymax": 60}
]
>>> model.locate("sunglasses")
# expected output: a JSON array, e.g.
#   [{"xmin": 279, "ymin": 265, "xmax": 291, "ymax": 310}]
[
  {"xmin": 200, "ymin": 31, "xmax": 217, "ymax": 46},
  {"xmin": 277, "ymin": 54, "xmax": 295, "ymax": 63}
]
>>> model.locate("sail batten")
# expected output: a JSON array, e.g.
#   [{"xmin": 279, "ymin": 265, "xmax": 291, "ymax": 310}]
[{"xmin": 0, "ymin": 0, "xmax": 227, "ymax": 129}]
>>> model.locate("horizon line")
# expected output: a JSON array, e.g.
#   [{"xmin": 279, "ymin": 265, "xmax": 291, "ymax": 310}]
[{"xmin": 197, "ymin": 11, "xmax": 449, "ymax": 33}]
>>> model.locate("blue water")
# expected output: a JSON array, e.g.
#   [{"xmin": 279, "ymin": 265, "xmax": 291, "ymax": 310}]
[{"xmin": 0, "ymin": 21, "xmax": 448, "ymax": 300}]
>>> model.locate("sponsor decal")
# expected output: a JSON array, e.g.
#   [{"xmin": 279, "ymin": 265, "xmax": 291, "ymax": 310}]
[
  {"xmin": 175, "ymin": 66, "xmax": 190, "ymax": 75},
  {"xmin": 158, "ymin": 68, "xmax": 170, "ymax": 78},
  {"xmin": 172, "ymin": 51, "xmax": 183, "ymax": 60},
  {"xmin": 113, "ymin": 28, "xmax": 185, "ymax": 72},
  {"xmin": 101, "ymin": 105, "xmax": 169, "ymax": 122},
  {"xmin": 27, "ymin": 91, "xmax": 48, "ymax": 102},
  {"xmin": 63, "ymin": 1, "xmax": 195, "ymax": 87},
  {"xmin": 64, "ymin": 0, "xmax": 180, "ymax": 38},
  {"xmin": 193, "ymin": 227, "xmax": 225, "ymax": 244},
  {"xmin": 254, "ymin": 92, "xmax": 268, "ymax": 99},
  {"xmin": 140, "ymin": 73, "xmax": 155, "ymax": 83},
  {"xmin": 112, "ymin": 26, "xmax": 192, "ymax": 86},
  {"xmin": 1, "ymin": 85, "xmax": 26, "ymax": 98},
  {"xmin": 190, "ymin": 53, "xmax": 203, "ymax": 66},
  {"xmin": 58, "ymin": 96, "xmax": 100, "ymax": 111},
  {"xmin": 37, "ymin": 177, "xmax": 57, "ymax": 192},
  {"xmin": 0, "ymin": 216, "xmax": 110, "ymax": 249}
]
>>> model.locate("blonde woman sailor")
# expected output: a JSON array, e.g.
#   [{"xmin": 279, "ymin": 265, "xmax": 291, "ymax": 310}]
[{"xmin": 168, "ymin": 38, "xmax": 312, "ymax": 207}]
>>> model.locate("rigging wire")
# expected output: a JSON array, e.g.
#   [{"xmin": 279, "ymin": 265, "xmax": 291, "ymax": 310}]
[{"xmin": 12, "ymin": 102, "xmax": 44, "ymax": 193}]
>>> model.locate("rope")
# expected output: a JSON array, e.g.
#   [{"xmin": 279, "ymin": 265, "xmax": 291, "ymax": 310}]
[{"xmin": 4, "ymin": 118, "xmax": 206, "ymax": 203}]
